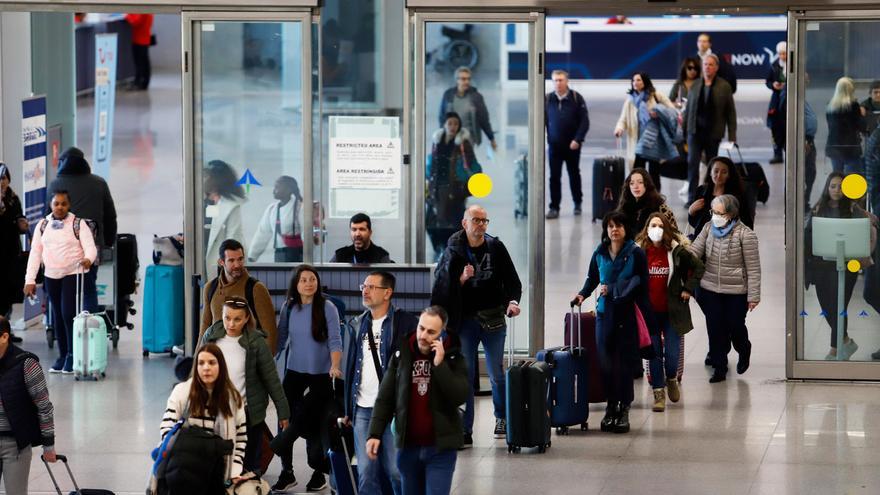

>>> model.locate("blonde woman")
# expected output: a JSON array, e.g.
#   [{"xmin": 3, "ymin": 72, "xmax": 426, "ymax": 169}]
[{"xmin": 826, "ymin": 77, "xmax": 866, "ymax": 174}]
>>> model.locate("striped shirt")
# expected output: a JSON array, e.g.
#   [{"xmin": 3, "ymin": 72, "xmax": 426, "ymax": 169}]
[
  {"xmin": 0, "ymin": 357, "xmax": 55, "ymax": 449},
  {"xmin": 160, "ymin": 381, "xmax": 247, "ymax": 479}
]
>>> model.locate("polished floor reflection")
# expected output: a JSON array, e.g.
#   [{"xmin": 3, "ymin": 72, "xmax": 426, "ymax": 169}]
[{"xmin": 5, "ymin": 72, "xmax": 880, "ymax": 494}]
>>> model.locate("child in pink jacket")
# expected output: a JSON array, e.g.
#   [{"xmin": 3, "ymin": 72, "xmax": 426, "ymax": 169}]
[{"xmin": 24, "ymin": 191, "xmax": 96, "ymax": 373}]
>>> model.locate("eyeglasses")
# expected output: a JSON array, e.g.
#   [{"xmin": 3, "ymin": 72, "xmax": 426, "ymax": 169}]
[
  {"xmin": 224, "ymin": 299, "xmax": 248, "ymax": 308},
  {"xmin": 469, "ymin": 218, "xmax": 490, "ymax": 226},
  {"xmin": 360, "ymin": 284, "xmax": 389, "ymax": 292}
]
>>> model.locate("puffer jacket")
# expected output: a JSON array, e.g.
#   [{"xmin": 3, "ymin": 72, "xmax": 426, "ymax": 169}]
[
  {"xmin": 688, "ymin": 221, "xmax": 761, "ymax": 303},
  {"xmin": 614, "ymin": 91, "xmax": 674, "ymax": 166}
]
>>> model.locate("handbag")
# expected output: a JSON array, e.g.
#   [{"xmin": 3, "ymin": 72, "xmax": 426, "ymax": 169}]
[
  {"xmin": 633, "ymin": 304, "xmax": 655, "ymax": 360},
  {"xmin": 226, "ymin": 477, "xmax": 271, "ymax": 495},
  {"xmin": 475, "ymin": 306, "xmax": 507, "ymax": 332}
]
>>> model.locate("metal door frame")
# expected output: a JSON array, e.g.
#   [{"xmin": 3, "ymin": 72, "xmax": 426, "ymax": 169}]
[
  {"xmin": 786, "ymin": 9, "xmax": 880, "ymax": 380},
  {"xmin": 407, "ymin": 10, "xmax": 546, "ymax": 355},
  {"xmin": 182, "ymin": 10, "xmax": 313, "ymax": 355}
]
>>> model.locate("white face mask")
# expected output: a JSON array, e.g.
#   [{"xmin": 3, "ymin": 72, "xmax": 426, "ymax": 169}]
[
  {"xmin": 647, "ymin": 226, "xmax": 664, "ymax": 243},
  {"xmin": 711, "ymin": 213, "xmax": 729, "ymax": 228}
]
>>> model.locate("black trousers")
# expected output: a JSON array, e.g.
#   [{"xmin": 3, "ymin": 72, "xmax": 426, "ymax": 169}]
[
  {"xmin": 686, "ymin": 134, "xmax": 721, "ymax": 203},
  {"xmin": 805, "ymin": 139, "xmax": 817, "ymax": 206},
  {"xmin": 131, "ymin": 43, "xmax": 151, "ymax": 89},
  {"xmin": 633, "ymin": 155, "xmax": 663, "ymax": 192},
  {"xmin": 814, "ymin": 268, "xmax": 858, "ymax": 348},
  {"xmin": 275, "ymin": 247, "xmax": 303, "ymax": 262},
  {"xmin": 548, "ymin": 144, "xmax": 582, "ymax": 210},
  {"xmin": 280, "ymin": 370, "xmax": 331, "ymax": 472},
  {"xmin": 698, "ymin": 289, "xmax": 750, "ymax": 373},
  {"xmin": 243, "ymin": 412, "xmax": 266, "ymax": 475}
]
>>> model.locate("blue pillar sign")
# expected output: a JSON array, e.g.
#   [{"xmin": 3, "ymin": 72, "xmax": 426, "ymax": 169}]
[
  {"xmin": 21, "ymin": 95, "xmax": 48, "ymax": 322},
  {"xmin": 92, "ymin": 33, "xmax": 118, "ymax": 179}
]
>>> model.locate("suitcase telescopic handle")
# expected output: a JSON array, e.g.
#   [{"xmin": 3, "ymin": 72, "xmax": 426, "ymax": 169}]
[
  {"xmin": 41, "ymin": 454, "xmax": 80, "ymax": 495},
  {"xmin": 507, "ymin": 316, "xmax": 515, "ymax": 368}
]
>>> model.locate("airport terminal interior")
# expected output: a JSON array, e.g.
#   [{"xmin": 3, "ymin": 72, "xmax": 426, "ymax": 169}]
[{"xmin": 1, "ymin": 1, "xmax": 880, "ymax": 493}]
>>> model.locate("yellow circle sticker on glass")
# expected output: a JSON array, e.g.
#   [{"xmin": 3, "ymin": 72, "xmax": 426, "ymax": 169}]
[
  {"xmin": 468, "ymin": 173, "xmax": 493, "ymax": 198},
  {"xmin": 847, "ymin": 260, "xmax": 861, "ymax": 273},
  {"xmin": 841, "ymin": 174, "xmax": 867, "ymax": 200}
]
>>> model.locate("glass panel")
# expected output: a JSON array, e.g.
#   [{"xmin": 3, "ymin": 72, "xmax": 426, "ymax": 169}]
[
  {"xmin": 195, "ymin": 20, "xmax": 304, "ymax": 280},
  {"xmin": 800, "ymin": 19, "xmax": 880, "ymax": 363},
  {"xmin": 315, "ymin": 0, "xmax": 407, "ymax": 263},
  {"xmin": 424, "ymin": 21, "xmax": 532, "ymax": 351}
]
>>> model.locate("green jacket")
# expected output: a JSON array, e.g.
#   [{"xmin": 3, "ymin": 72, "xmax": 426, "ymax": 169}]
[
  {"xmin": 202, "ymin": 321, "xmax": 290, "ymax": 425},
  {"xmin": 665, "ymin": 242, "xmax": 706, "ymax": 335},
  {"xmin": 368, "ymin": 335, "xmax": 469, "ymax": 451}
]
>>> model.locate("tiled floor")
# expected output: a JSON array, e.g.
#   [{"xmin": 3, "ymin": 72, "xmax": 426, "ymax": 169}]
[{"xmin": 5, "ymin": 71, "xmax": 880, "ymax": 494}]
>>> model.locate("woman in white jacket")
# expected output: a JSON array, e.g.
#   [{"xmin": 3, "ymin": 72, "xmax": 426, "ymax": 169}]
[
  {"xmin": 614, "ymin": 72, "xmax": 675, "ymax": 190},
  {"xmin": 204, "ymin": 160, "xmax": 246, "ymax": 278},
  {"xmin": 159, "ymin": 343, "xmax": 249, "ymax": 489}
]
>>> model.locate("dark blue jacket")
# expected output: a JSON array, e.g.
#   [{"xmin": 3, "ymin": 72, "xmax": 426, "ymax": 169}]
[
  {"xmin": 343, "ymin": 305, "xmax": 419, "ymax": 418},
  {"xmin": 545, "ymin": 90, "xmax": 590, "ymax": 147}
]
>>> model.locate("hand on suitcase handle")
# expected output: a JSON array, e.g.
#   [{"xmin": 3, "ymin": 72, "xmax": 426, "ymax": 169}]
[{"xmin": 41, "ymin": 452, "xmax": 60, "ymax": 463}]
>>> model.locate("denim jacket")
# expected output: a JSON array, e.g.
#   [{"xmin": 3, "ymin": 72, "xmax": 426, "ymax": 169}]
[{"xmin": 343, "ymin": 305, "xmax": 418, "ymax": 418}]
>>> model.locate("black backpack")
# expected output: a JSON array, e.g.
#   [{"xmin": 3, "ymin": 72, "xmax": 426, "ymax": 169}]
[
  {"xmin": 206, "ymin": 276, "xmax": 262, "ymax": 330},
  {"xmin": 157, "ymin": 425, "xmax": 232, "ymax": 495}
]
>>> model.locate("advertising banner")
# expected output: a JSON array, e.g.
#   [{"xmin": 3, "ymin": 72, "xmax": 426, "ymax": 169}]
[
  {"xmin": 21, "ymin": 95, "xmax": 48, "ymax": 322},
  {"xmin": 92, "ymin": 33, "xmax": 118, "ymax": 178}
]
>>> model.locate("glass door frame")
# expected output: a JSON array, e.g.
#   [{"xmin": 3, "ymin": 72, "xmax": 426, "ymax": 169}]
[
  {"xmin": 787, "ymin": 9, "xmax": 880, "ymax": 380},
  {"xmin": 182, "ymin": 10, "xmax": 313, "ymax": 355},
  {"xmin": 407, "ymin": 9, "xmax": 546, "ymax": 355}
]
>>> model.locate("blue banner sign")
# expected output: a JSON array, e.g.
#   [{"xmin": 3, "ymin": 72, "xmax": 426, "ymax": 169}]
[{"xmin": 92, "ymin": 33, "xmax": 118, "ymax": 178}]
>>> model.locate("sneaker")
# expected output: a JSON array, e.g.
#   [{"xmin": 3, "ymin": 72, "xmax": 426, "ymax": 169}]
[
  {"xmin": 305, "ymin": 470, "xmax": 327, "ymax": 492},
  {"xmin": 573, "ymin": 205, "xmax": 582, "ymax": 216},
  {"xmin": 494, "ymin": 418, "xmax": 507, "ymax": 438},
  {"xmin": 460, "ymin": 432, "xmax": 473, "ymax": 450},
  {"xmin": 652, "ymin": 388, "xmax": 666, "ymax": 412},
  {"xmin": 546, "ymin": 209, "xmax": 560, "ymax": 219},
  {"xmin": 841, "ymin": 339, "xmax": 859, "ymax": 361},
  {"xmin": 666, "ymin": 378, "xmax": 681, "ymax": 403},
  {"xmin": 49, "ymin": 356, "xmax": 65, "ymax": 374},
  {"xmin": 61, "ymin": 355, "xmax": 74, "ymax": 375},
  {"xmin": 271, "ymin": 469, "xmax": 298, "ymax": 492},
  {"xmin": 871, "ymin": 348, "xmax": 880, "ymax": 360}
]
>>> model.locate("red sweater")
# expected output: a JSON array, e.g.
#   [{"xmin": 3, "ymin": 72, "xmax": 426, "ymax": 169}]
[
  {"xmin": 404, "ymin": 334, "xmax": 435, "ymax": 447},
  {"xmin": 646, "ymin": 245, "xmax": 670, "ymax": 313},
  {"xmin": 125, "ymin": 14, "xmax": 154, "ymax": 46}
]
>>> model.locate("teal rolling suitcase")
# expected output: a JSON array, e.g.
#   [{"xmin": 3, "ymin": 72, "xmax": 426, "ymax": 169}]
[
  {"xmin": 142, "ymin": 264, "xmax": 185, "ymax": 356},
  {"xmin": 72, "ymin": 272, "xmax": 109, "ymax": 380}
]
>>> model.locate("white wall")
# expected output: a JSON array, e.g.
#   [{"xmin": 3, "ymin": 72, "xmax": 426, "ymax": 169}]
[
  {"xmin": 0, "ymin": 12, "xmax": 33, "ymax": 185},
  {"xmin": 150, "ymin": 14, "xmax": 181, "ymax": 72}
]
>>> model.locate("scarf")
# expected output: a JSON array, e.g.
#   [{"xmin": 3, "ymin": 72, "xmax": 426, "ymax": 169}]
[
  {"xmin": 631, "ymin": 91, "xmax": 650, "ymax": 130},
  {"xmin": 711, "ymin": 218, "xmax": 737, "ymax": 238}
]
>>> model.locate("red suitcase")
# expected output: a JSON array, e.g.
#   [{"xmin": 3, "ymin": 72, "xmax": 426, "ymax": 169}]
[{"xmin": 563, "ymin": 307, "xmax": 605, "ymax": 403}]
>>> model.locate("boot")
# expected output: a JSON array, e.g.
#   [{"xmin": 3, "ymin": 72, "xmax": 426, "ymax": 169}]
[
  {"xmin": 652, "ymin": 388, "xmax": 666, "ymax": 412},
  {"xmin": 614, "ymin": 404, "xmax": 631, "ymax": 433},
  {"xmin": 666, "ymin": 378, "xmax": 681, "ymax": 403},
  {"xmin": 600, "ymin": 402, "xmax": 618, "ymax": 432}
]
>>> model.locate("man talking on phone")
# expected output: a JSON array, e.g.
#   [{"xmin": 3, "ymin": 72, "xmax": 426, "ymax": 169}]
[
  {"xmin": 366, "ymin": 306, "xmax": 468, "ymax": 495},
  {"xmin": 430, "ymin": 204, "xmax": 522, "ymax": 447}
]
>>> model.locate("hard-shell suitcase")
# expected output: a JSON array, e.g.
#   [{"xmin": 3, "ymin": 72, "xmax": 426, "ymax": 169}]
[
  {"xmin": 564, "ymin": 306, "xmax": 606, "ymax": 403},
  {"xmin": 592, "ymin": 155, "xmax": 625, "ymax": 222},
  {"xmin": 505, "ymin": 318, "xmax": 551, "ymax": 454},
  {"xmin": 536, "ymin": 305, "xmax": 589, "ymax": 434},
  {"xmin": 142, "ymin": 264, "xmax": 185, "ymax": 355},
  {"xmin": 115, "ymin": 233, "xmax": 139, "ymax": 296},
  {"xmin": 42, "ymin": 454, "xmax": 116, "ymax": 495},
  {"xmin": 328, "ymin": 418, "xmax": 359, "ymax": 495},
  {"xmin": 72, "ymin": 272, "xmax": 109, "ymax": 381},
  {"xmin": 514, "ymin": 153, "xmax": 528, "ymax": 219}
]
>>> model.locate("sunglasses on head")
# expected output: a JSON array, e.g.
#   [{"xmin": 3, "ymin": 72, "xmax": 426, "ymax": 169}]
[{"xmin": 225, "ymin": 299, "xmax": 248, "ymax": 308}]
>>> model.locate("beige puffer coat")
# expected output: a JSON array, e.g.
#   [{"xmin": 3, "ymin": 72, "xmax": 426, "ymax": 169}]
[{"xmin": 688, "ymin": 221, "xmax": 761, "ymax": 303}]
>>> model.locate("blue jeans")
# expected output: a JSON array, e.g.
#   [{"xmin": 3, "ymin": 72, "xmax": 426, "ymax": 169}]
[
  {"xmin": 353, "ymin": 406, "xmax": 400, "ymax": 495},
  {"xmin": 830, "ymin": 156, "xmax": 864, "ymax": 175},
  {"xmin": 396, "ymin": 446, "xmax": 457, "ymax": 495},
  {"xmin": 459, "ymin": 317, "xmax": 506, "ymax": 433},
  {"xmin": 595, "ymin": 312, "xmax": 634, "ymax": 406},
  {"xmin": 647, "ymin": 313, "xmax": 682, "ymax": 389}
]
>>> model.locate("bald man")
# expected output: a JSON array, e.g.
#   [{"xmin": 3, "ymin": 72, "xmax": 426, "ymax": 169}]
[{"xmin": 430, "ymin": 205, "xmax": 522, "ymax": 447}]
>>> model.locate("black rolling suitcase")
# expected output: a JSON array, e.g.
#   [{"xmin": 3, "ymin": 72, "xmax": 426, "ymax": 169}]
[
  {"xmin": 728, "ymin": 144, "xmax": 769, "ymax": 206},
  {"xmin": 514, "ymin": 153, "xmax": 528, "ymax": 219},
  {"xmin": 591, "ymin": 155, "xmax": 625, "ymax": 222},
  {"xmin": 42, "ymin": 454, "xmax": 115, "ymax": 495},
  {"xmin": 505, "ymin": 318, "xmax": 552, "ymax": 454},
  {"xmin": 115, "ymin": 233, "xmax": 139, "ymax": 297}
]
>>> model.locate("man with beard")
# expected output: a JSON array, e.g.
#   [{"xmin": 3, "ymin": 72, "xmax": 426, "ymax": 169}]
[{"xmin": 330, "ymin": 213, "xmax": 394, "ymax": 264}]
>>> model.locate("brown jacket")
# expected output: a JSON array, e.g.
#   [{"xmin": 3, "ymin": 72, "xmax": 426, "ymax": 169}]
[{"xmin": 199, "ymin": 268, "xmax": 278, "ymax": 353}]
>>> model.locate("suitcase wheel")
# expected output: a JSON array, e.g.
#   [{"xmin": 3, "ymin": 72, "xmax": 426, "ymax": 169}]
[
  {"xmin": 556, "ymin": 426, "xmax": 569, "ymax": 436},
  {"xmin": 538, "ymin": 445, "xmax": 546, "ymax": 454},
  {"xmin": 143, "ymin": 350, "xmax": 150, "ymax": 357},
  {"xmin": 581, "ymin": 422, "xmax": 588, "ymax": 431},
  {"xmin": 46, "ymin": 329, "xmax": 54, "ymax": 349}
]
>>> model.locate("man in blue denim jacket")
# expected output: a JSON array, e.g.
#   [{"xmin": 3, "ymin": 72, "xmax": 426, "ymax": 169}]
[{"xmin": 343, "ymin": 271, "xmax": 418, "ymax": 494}]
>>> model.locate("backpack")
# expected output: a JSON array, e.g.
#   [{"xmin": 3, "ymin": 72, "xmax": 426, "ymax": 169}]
[
  {"xmin": 207, "ymin": 276, "xmax": 262, "ymax": 330},
  {"xmin": 39, "ymin": 216, "xmax": 99, "ymax": 246}
]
